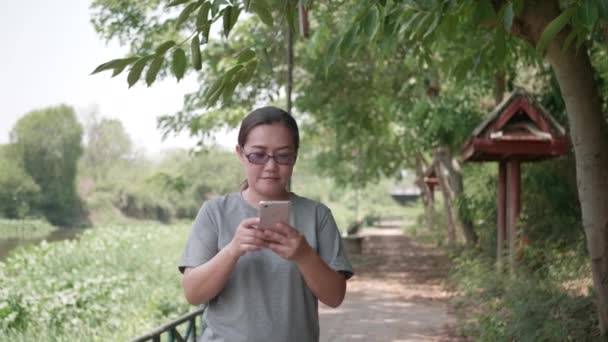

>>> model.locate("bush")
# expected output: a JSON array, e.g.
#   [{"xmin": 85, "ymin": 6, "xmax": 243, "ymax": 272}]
[
  {"xmin": 114, "ymin": 191, "xmax": 174, "ymax": 223},
  {"xmin": 448, "ymin": 246, "xmax": 598, "ymax": 341},
  {"xmin": 0, "ymin": 157, "xmax": 40, "ymax": 219},
  {"xmin": 0, "ymin": 223, "xmax": 191, "ymax": 340},
  {"xmin": 0, "ymin": 219, "xmax": 55, "ymax": 239}
]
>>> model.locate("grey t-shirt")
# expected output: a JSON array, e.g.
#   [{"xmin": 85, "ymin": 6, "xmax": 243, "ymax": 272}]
[{"xmin": 179, "ymin": 192, "xmax": 353, "ymax": 342}]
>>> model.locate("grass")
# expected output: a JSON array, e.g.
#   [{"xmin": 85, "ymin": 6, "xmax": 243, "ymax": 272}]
[
  {"xmin": 446, "ymin": 246, "xmax": 598, "ymax": 341},
  {"xmin": 0, "ymin": 219, "xmax": 56, "ymax": 240},
  {"xmin": 0, "ymin": 222, "xmax": 192, "ymax": 341}
]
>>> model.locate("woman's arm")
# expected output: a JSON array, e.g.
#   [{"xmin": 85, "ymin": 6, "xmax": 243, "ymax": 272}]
[
  {"xmin": 182, "ymin": 246, "xmax": 239, "ymax": 305},
  {"xmin": 182, "ymin": 217, "xmax": 266, "ymax": 305},
  {"xmin": 294, "ymin": 245, "xmax": 347, "ymax": 308},
  {"xmin": 264, "ymin": 223, "xmax": 347, "ymax": 308}
]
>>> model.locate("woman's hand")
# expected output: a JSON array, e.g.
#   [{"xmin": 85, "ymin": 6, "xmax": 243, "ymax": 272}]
[
  {"xmin": 263, "ymin": 222, "xmax": 312, "ymax": 262},
  {"xmin": 227, "ymin": 217, "xmax": 267, "ymax": 258}
]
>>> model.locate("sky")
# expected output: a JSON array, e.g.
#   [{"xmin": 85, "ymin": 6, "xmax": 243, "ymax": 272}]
[{"xmin": 0, "ymin": 0, "xmax": 235, "ymax": 155}]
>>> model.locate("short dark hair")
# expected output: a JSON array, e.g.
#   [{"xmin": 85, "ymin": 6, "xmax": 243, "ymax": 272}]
[{"xmin": 237, "ymin": 106, "xmax": 299, "ymax": 151}]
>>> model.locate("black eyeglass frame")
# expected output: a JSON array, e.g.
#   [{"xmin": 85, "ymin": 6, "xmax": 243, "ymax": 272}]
[{"xmin": 243, "ymin": 151, "xmax": 297, "ymax": 165}]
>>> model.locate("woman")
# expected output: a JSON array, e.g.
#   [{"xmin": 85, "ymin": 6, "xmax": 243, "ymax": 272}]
[{"xmin": 179, "ymin": 106, "xmax": 353, "ymax": 342}]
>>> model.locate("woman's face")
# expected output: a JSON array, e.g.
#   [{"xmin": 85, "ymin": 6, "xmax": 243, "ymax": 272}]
[{"xmin": 237, "ymin": 122, "xmax": 296, "ymax": 200}]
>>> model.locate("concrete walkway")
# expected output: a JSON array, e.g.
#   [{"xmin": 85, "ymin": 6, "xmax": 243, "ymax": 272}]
[{"xmin": 319, "ymin": 228, "xmax": 461, "ymax": 341}]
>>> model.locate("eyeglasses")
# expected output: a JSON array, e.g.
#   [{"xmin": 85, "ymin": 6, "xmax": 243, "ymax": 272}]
[{"xmin": 244, "ymin": 151, "xmax": 297, "ymax": 165}]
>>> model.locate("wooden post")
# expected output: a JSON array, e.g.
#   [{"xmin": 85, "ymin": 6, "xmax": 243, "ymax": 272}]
[
  {"xmin": 506, "ymin": 160, "xmax": 521, "ymax": 274},
  {"xmin": 497, "ymin": 161, "xmax": 506, "ymax": 272},
  {"xmin": 427, "ymin": 183, "xmax": 436, "ymax": 232}
]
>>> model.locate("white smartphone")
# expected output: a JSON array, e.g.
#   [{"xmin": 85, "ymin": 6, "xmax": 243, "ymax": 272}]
[{"xmin": 258, "ymin": 201, "xmax": 290, "ymax": 230}]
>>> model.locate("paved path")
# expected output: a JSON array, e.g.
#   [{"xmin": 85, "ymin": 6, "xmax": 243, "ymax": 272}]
[{"xmin": 319, "ymin": 228, "xmax": 461, "ymax": 341}]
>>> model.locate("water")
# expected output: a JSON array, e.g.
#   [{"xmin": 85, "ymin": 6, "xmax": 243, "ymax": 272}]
[{"xmin": 0, "ymin": 228, "xmax": 86, "ymax": 262}]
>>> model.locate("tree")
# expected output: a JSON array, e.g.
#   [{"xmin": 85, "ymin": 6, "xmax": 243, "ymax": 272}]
[
  {"xmin": 0, "ymin": 145, "xmax": 40, "ymax": 219},
  {"xmin": 82, "ymin": 112, "xmax": 133, "ymax": 182},
  {"xmin": 11, "ymin": 105, "xmax": 87, "ymax": 226}
]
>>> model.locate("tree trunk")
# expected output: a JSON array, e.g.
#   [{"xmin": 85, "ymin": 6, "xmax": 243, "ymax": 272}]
[
  {"xmin": 517, "ymin": 0, "xmax": 608, "ymax": 334},
  {"xmin": 435, "ymin": 146, "xmax": 478, "ymax": 245},
  {"xmin": 414, "ymin": 152, "xmax": 435, "ymax": 231},
  {"xmin": 434, "ymin": 147, "xmax": 457, "ymax": 245}
]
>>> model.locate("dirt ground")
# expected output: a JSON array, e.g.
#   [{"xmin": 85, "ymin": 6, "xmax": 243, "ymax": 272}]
[{"xmin": 319, "ymin": 227, "xmax": 465, "ymax": 342}]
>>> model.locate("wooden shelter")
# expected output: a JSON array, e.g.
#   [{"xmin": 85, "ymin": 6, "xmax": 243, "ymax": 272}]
[{"xmin": 462, "ymin": 90, "xmax": 569, "ymax": 271}]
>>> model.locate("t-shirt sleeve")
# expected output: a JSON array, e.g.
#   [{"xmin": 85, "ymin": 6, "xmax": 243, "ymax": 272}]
[
  {"xmin": 178, "ymin": 202, "xmax": 219, "ymax": 274},
  {"xmin": 317, "ymin": 207, "xmax": 354, "ymax": 280}
]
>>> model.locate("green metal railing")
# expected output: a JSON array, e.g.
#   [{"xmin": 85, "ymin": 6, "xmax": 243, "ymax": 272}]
[{"xmin": 131, "ymin": 305, "xmax": 207, "ymax": 342}]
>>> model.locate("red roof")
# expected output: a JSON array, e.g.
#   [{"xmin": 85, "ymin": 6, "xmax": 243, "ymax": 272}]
[{"xmin": 462, "ymin": 90, "xmax": 570, "ymax": 162}]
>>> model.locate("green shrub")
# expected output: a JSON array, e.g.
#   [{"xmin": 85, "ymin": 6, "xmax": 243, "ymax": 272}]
[
  {"xmin": 0, "ymin": 158, "xmax": 40, "ymax": 219},
  {"xmin": 0, "ymin": 223, "xmax": 191, "ymax": 340},
  {"xmin": 114, "ymin": 191, "xmax": 174, "ymax": 223},
  {"xmin": 0, "ymin": 219, "xmax": 55, "ymax": 239},
  {"xmin": 448, "ymin": 247, "xmax": 598, "ymax": 341}
]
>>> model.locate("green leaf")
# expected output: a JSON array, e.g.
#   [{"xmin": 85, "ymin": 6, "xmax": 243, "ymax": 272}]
[
  {"xmin": 597, "ymin": 0, "xmax": 608, "ymax": 20},
  {"xmin": 411, "ymin": 12, "xmax": 432, "ymax": 40},
  {"xmin": 127, "ymin": 57, "xmax": 152, "ymax": 88},
  {"xmin": 222, "ymin": 6, "xmax": 232, "ymax": 37},
  {"xmin": 422, "ymin": 14, "xmax": 441, "ymax": 40},
  {"xmin": 260, "ymin": 48, "xmax": 273, "ymax": 72},
  {"xmin": 537, "ymin": 6, "xmax": 576, "ymax": 53},
  {"xmin": 207, "ymin": 83, "xmax": 225, "ymax": 106},
  {"xmin": 362, "ymin": 7, "xmax": 379, "ymax": 41},
  {"xmin": 91, "ymin": 57, "xmax": 138, "ymax": 75},
  {"xmin": 230, "ymin": 5, "xmax": 241, "ymax": 32},
  {"xmin": 474, "ymin": 0, "xmax": 496, "ymax": 26},
  {"xmin": 155, "ymin": 40, "xmax": 176, "ymax": 55},
  {"xmin": 203, "ymin": 78, "xmax": 224, "ymax": 101},
  {"xmin": 191, "ymin": 35, "xmax": 202, "ymax": 70},
  {"xmin": 145, "ymin": 56, "xmax": 164, "ymax": 86},
  {"xmin": 200, "ymin": 20, "xmax": 211, "ymax": 43},
  {"xmin": 224, "ymin": 64, "xmax": 244, "ymax": 81},
  {"xmin": 176, "ymin": 2, "xmax": 201, "ymax": 28},
  {"xmin": 111, "ymin": 62, "xmax": 133, "ymax": 77},
  {"xmin": 222, "ymin": 76, "xmax": 240, "ymax": 101},
  {"xmin": 196, "ymin": 2, "xmax": 211, "ymax": 30},
  {"xmin": 502, "ymin": 2, "xmax": 514, "ymax": 31},
  {"xmin": 578, "ymin": 2, "xmax": 599, "ymax": 28},
  {"xmin": 400, "ymin": 11, "xmax": 422, "ymax": 35},
  {"xmin": 168, "ymin": 0, "xmax": 190, "ymax": 7},
  {"xmin": 340, "ymin": 26, "xmax": 359, "ymax": 54},
  {"xmin": 171, "ymin": 48, "xmax": 187, "ymax": 81},
  {"xmin": 250, "ymin": 1, "xmax": 273, "ymax": 27},
  {"xmin": 236, "ymin": 49, "xmax": 256, "ymax": 64},
  {"xmin": 324, "ymin": 38, "xmax": 341, "ymax": 74},
  {"xmin": 240, "ymin": 60, "xmax": 258, "ymax": 84},
  {"xmin": 452, "ymin": 58, "xmax": 471, "ymax": 81}
]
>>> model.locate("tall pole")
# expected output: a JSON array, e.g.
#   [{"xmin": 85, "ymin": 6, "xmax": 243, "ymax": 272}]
[
  {"xmin": 286, "ymin": 21, "xmax": 293, "ymax": 114},
  {"xmin": 497, "ymin": 161, "xmax": 506, "ymax": 272},
  {"xmin": 286, "ymin": 16, "xmax": 294, "ymax": 191}
]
